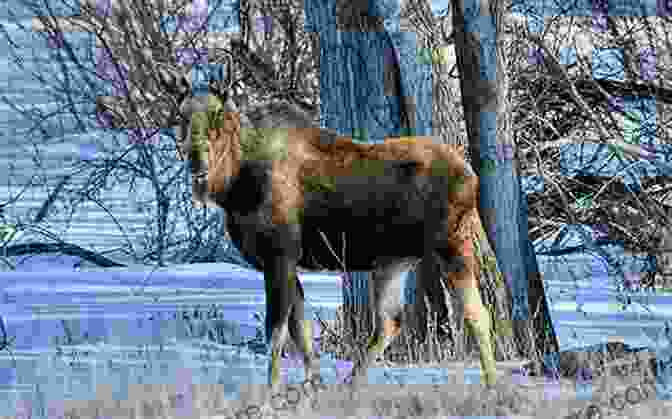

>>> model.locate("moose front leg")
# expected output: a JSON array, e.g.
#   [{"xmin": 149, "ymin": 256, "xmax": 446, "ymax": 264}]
[
  {"xmin": 448, "ymin": 236, "xmax": 497, "ymax": 388},
  {"xmin": 265, "ymin": 254, "xmax": 300, "ymax": 393},
  {"xmin": 459, "ymin": 286, "xmax": 497, "ymax": 387},
  {"xmin": 287, "ymin": 277, "xmax": 320, "ymax": 385}
]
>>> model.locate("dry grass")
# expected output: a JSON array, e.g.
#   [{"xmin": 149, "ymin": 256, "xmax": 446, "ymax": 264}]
[
  {"xmin": 42, "ymin": 369, "xmax": 668, "ymax": 419},
  {"xmin": 42, "ymin": 351, "xmax": 667, "ymax": 419},
  {"xmin": 37, "ymin": 380, "xmax": 540, "ymax": 419},
  {"xmin": 315, "ymin": 298, "xmax": 503, "ymax": 367}
]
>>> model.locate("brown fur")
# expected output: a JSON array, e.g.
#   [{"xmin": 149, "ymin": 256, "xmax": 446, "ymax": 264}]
[{"xmin": 209, "ymin": 122, "xmax": 476, "ymax": 230}]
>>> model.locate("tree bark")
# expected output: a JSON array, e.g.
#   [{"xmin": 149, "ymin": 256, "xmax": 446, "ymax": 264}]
[{"xmin": 450, "ymin": 0, "xmax": 560, "ymax": 372}]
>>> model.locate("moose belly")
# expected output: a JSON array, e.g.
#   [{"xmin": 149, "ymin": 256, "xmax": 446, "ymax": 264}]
[
  {"xmin": 224, "ymin": 169, "xmax": 454, "ymax": 272},
  {"xmin": 225, "ymin": 206, "xmax": 425, "ymax": 272},
  {"xmin": 298, "ymin": 221, "xmax": 425, "ymax": 271},
  {"xmin": 298, "ymin": 179, "xmax": 430, "ymax": 271}
]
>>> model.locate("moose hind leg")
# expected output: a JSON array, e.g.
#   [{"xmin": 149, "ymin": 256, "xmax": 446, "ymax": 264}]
[
  {"xmin": 440, "ymin": 236, "xmax": 497, "ymax": 387},
  {"xmin": 350, "ymin": 258, "xmax": 410, "ymax": 386},
  {"xmin": 413, "ymin": 252, "xmax": 453, "ymax": 343},
  {"xmin": 265, "ymin": 256, "xmax": 300, "ymax": 392},
  {"xmin": 287, "ymin": 278, "xmax": 320, "ymax": 384}
]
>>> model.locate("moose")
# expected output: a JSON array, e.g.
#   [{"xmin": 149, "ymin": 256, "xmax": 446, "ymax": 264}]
[{"xmin": 168, "ymin": 63, "xmax": 498, "ymax": 392}]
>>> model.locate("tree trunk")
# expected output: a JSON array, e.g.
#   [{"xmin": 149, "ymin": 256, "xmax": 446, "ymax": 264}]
[{"xmin": 450, "ymin": 0, "xmax": 560, "ymax": 372}]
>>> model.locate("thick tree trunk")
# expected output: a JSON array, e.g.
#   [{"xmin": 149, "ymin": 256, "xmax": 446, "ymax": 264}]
[{"xmin": 450, "ymin": 0, "xmax": 560, "ymax": 372}]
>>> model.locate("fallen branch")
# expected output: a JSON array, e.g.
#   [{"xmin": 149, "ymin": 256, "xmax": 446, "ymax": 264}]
[{"xmin": 3, "ymin": 242, "xmax": 126, "ymax": 268}]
